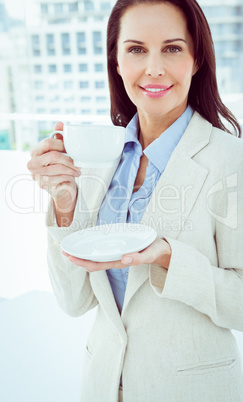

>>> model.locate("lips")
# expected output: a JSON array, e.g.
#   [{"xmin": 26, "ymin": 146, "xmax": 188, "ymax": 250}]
[
  {"xmin": 140, "ymin": 84, "xmax": 173, "ymax": 98},
  {"xmin": 142, "ymin": 84, "xmax": 173, "ymax": 91}
]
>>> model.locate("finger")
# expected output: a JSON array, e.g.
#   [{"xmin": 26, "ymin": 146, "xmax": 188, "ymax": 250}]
[
  {"xmin": 62, "ymin": 251, "xmax": 71, "ymax": 257},
  {"xmin": 54, "ymin": 121, "xmax": 64, "ymax": 131},
  {"xmin": 30, "ymin": 137, "xmax": 65, "ymax": 157},
  {"xmin": 33, "ymin": 164, "xmax": 81, "ymax": 178},
  {"xmin": 41, "ymin": 152, "xmax": 80, "ymax": 170},
  {"xmin": 52, "ymin": 122, "xmax": 66, "ymax": 150},
  {"xmin": 66, "ymin": 256, "xmax": 126, "ymax": 272},
  {"xmin": 38, "ymin": 175, "xmax": 76, "ymax": 188},
  {"xmin": 29, "ymin": 152, "xmax": 80, "ymax": 172},
  {"xmin": 121, "ymin": 238, "xmax": 165, "ymax": 266}
]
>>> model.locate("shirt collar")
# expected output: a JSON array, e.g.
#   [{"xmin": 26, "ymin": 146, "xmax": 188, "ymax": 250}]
[
  {"xmin": 124, "ymin": 105, "xmax": 194, "ymax": 168},
  {"xmin": 124, "ymin": 114, "xmax": 140, "ymax": 146},
  {"xmin": 144, "ymin": 105, "xmax": 194, "ymax": 172}
]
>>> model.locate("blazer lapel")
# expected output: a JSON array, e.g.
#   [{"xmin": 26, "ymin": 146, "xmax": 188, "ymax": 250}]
[
  {"xmin": 81, "ymin": 160, "xmax": 127, "ymax": 334},
  {"xmin": 142, "ymin": 111, "xmax": 212, "ymax": 239},
  {"xmin": 123, "ymin": 112, "xmax": 212, "ymax": 312},
  {"xmin": 90, "ymin": 270, "xmax": 127, "ymax": 338}
]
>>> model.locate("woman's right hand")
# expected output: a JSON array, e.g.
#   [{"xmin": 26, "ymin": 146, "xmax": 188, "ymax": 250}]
[{"xmin": 27, "ymin": 122, "xmax": 81, "ymax": 222}]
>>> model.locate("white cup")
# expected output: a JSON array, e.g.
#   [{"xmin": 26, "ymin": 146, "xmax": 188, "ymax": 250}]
[{"xmin": 50, "ymin": 124, "xmax": 126, "ymax": 168}]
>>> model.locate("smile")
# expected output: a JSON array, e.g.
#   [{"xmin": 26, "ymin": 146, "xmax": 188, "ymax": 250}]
[
  {"xmin": 141, "ymin": 85, "xmax": 173, "ymax": 98},
  {"xmin": 144, "ymin": 88, "xmax": 168, "ymax": 93}
]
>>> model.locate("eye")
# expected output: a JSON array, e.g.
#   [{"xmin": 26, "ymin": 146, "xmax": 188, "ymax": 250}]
[
  {"xmin": 165, "ymin": 45, "xmax": 182, "ymax": 53},
  {"xmin": 128, "ymin": 46, "xmax": 145, "ymax": 54}
]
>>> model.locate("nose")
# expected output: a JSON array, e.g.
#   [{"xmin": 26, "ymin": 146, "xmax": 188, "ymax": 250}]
[{"xmin": 145, "ymin": 53, "xmax": 165, "ymax": 77}]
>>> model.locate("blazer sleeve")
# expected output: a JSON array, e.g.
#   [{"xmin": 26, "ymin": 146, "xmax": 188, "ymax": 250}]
[
  {"xmin": 149, "ymin": 158, "xmax": 243, "ymax": 332},
  {"xmin": 46, "ymin": 185, "xmax": 98, "ymax": 317}
]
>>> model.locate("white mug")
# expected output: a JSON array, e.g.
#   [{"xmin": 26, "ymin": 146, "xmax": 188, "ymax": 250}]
[{"xmin": 50, "ymin": 124, "xmax": 126, "ymax": 168}]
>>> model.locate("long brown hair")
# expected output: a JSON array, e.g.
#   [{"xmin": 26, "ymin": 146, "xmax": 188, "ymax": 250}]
[{"xmin": 107, "ymin": 0, "xmax": 241, "ymax": 137}]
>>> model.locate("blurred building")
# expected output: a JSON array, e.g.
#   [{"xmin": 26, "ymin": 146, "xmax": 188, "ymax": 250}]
[
  {"xmin": 0, "ymin": 0, "xmax": 243, "ymax": 150},
  {"xmin": 0, "ymin": 2, "xmax": 26, "ymax": 149},
  {"xmin": 199, "ymin": 0, "xmax": 243, "ymax": 93},
  {"xmin": 0, "ymin": 2, "xmax": 9, "ymax": 32},
  {"xmin": 27, "ymin": 0, "xmax": 114, "ymax": 138}
]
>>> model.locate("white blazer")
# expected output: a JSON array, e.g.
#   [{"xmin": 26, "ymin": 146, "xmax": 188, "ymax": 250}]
[{"xmin": 47, "ymin": 112, "xmax": 243, "ymax": 401}]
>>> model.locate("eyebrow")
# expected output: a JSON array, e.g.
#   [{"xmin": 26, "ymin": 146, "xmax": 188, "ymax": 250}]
[{"xmin": 123, "ymin": 38, "xmax": 187, "ymax": 44}]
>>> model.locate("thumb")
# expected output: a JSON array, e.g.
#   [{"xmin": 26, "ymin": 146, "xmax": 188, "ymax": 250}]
[
  {"xmin": 54, "ymin": 121, "xmax": 64, "ymax": 131},
  {"xmin": 53, "ymin": 121, "xmax": 64, "ymax": 141}
]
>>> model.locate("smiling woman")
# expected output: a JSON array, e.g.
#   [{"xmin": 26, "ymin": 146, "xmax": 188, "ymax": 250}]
[
  {"xmin": 27, "ymin": 0, "xmax": 243, "ymax": 401},
  {"xmin": 116, "ymin": 2, "xmax": 198, "ymax": 136},
  {"xmin": 108, "ymin": 0, "xmax": 241, "ymax": 137}
]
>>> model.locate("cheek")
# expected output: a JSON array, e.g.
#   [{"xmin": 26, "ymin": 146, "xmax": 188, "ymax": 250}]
[
  {"xmin": 117, "ymin": 55, "xmax": 142, "ymax": 83},
  {"xmin": 176, "ymin": 59, "xmax": 196, "ymax": 86},
  {"xmin": 118, "ymin": 64, "xmax": 136, "ymax": 85}
]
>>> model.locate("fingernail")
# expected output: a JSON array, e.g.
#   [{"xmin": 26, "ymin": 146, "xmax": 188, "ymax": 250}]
[{"xmin": 123, "ymin": 257, "xmax": 132, "ymax": 264}]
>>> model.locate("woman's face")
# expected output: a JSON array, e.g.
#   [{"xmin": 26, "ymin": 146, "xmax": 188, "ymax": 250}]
[{"xmin": 116, "ymin": 2, "xmax": 198, "ymax": 123}]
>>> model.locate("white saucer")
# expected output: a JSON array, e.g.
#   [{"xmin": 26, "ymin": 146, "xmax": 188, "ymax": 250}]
[{"xmin": 61, "ymin": 223, "xmax": 157, "ymax": 262}]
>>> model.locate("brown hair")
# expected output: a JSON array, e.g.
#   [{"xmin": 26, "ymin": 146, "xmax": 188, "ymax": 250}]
[{"xmin": 107, "ymin": 0, "xmax": 241, "ymax": 137}]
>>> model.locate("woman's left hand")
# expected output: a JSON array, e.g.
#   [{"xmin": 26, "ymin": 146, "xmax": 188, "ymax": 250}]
[{"xmin": 62, "ymin": 238, "xmax": 171, "ymax": 272}]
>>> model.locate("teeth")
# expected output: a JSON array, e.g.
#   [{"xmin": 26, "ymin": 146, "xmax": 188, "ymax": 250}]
[{"xmin": 144, "ymin": 88, "xmax": 167, "ymax": 92}]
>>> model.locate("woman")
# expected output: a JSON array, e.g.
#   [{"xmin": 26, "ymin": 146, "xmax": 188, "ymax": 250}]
[{"xmin": 27, "ymin": 0, "xmax": 243, "ymax": 401}]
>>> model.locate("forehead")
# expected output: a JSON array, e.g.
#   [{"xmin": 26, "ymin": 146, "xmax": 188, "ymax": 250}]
[{"xmin": 118, "ymin": 2, "xmax": 189, "ymax": 41}]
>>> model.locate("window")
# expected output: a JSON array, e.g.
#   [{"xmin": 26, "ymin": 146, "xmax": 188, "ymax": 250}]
[
  {"xmin": 77, "ymin": 32, "xmax": 86, "ymax": 55},
  {"xmin": 101, "ymin": 2, "xmax": 110, "ymax": 10},
  {"xmin": 33, "ymin": 50, "xmax": 40, "ymax": 57},
  {"xmin": 97, "ymin": 109, "xmax": 109, "ymax": 115},
  {"xmin": 81, "ymin": 109, "xmax": 91, "ymax": 114},
  {"xmin": 66, "ymin": 108, "xmax": 75, "ymax": 114},
  {"xmin": 79, "ymin": 63, "xmax": 88, "ymax": 72},
  {"xmin": 64, "ymin": 81, "xmax": 73, "ymax": 90},
  {"xmin": 84, "ymin": 1, "xmax": 94, "ymax": 11},
  {"xmin": 48, "ymin": 64, "xmax": 57, "ymax": 73},
  {"xmin": 69, "ymin": 2, "xmax": 78, "ymax": 12},
  {"xmin": 64, "ymin": 96, "xmax": 74, "ymax": 102},
  {"xmin": 61, "ymin": 33, "xmax": 71, "ymax": 55},
  {"xmin": 79, "ymin": 81, "xmax": 89, "ymax": 89},
  {"xmin": 34, "ymin": 65, "xmax": 42, "ymax": 73},
  {"xmin": 37, "ymin": 108, "xmax": 45, "ymax": 114},
  {"xmin": 93, "ymin": 31, "xmax": 102, "ymax": 54},
  {"xmin": 81, "ymin": 96, "xmax": 91, "ymax": 102},
  {"xmin": 235, "ymin": 6, "xmax": 243, "ymax": 16},
  {"xmin": 31, "ymin": 34, "xmax": 40, "ymax": 45},
  {"xmin": 96, "ymin": 96, "xmax": 106, "ymax": 103},
  {"xmin": 64, "ymin": 64, "xmax": 72, "ymax": 73},
  {"xmin": 94, "ymin": 63, "xmax": 104, "ymax": 72},
  {"xmin": 35, "ymin": 96, "xmax": 44, "ymax": 102},
  {"xmin": 41, "ymin": 4, "xmax": 48, "ymax": 14},
  {"xmin": 50, "ymin": 95, "xmax": 60, "ymax": 102},
  {"xmin": 78, "ymin": 47, "xmax": 86, "ymax": 55},
  {"xmin": 46, "ymin": 34, "xmax": 55, "ymax": 56},
  {"xmin": 31, "ymin": 35, "xmax": 40, "ymax": 57},
  {"xmin": 95, "ymin": 81, "xmax": 105, "ymax": 89},
  {"xmin": 54, "ymin": 3, "xmax": 63, "ymax": 14},
  {"xmin": 34, "ymin": 81, "xmax": 43, "ymax": 90}
]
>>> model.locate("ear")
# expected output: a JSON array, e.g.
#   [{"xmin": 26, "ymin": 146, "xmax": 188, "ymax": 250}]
[{"xmin": 117, "ymin": 64, "xmax": 121, "ymax": 76}]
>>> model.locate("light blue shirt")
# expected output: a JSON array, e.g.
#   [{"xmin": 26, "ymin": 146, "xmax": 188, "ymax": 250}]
[{"xmin": 97, "ymin": 106, "xmax": 194, "ymax": 314}]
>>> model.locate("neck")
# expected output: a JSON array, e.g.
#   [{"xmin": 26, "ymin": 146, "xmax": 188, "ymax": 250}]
[{"xmin": 137, "ymin": 105, "xmax": 187, "ymax": 150}]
